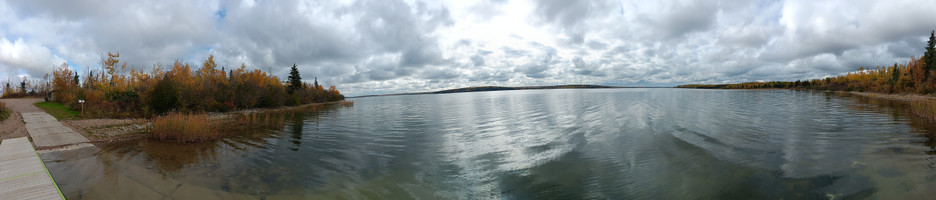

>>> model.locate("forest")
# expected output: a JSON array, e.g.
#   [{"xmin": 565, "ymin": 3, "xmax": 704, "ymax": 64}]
[
  {"xmin": 1, "ymin": 52, "xmax": 344, "ymax": 118},
  {"xmin": 678, "ymin": 31, "xmax": 936, "ymax": 95}
]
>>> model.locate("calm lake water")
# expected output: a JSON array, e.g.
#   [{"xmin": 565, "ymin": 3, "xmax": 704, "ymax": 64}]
[{"xmin": 44, "ymin": 88, "xmax": 936, "ymax": 199}]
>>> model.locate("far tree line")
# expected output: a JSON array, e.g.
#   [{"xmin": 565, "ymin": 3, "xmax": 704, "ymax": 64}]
[
  {"xmin": 2, "ymin": 52, "xmax": 344, "ymax": 117},
  {"xmin": 679, "ymin": 30, "xmax": 936, "ymax": 94}
]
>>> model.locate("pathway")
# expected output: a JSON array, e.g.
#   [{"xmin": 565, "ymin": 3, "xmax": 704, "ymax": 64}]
[
  {"xmin": 0, "ymin": 98, "xmax": 90, "ymax": 199},
  {"xmin": 22, "ymin": 112, "xmax": 93, "ymax": 149},
  {"xmin": 0, "ymin": 137, "xmax": 63, "ymax": 199}
]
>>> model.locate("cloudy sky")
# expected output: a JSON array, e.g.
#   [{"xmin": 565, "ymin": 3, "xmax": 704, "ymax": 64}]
[{"xmin": 1, "ymin": 0, "xmax": 935, "ymax": 96}]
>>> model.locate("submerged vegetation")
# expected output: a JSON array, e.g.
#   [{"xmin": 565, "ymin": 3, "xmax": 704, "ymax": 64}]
[{"xmin": 151, "ymin": 101, "xmax": 353, "ymax": 143}]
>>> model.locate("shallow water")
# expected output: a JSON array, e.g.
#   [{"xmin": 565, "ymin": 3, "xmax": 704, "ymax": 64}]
[{"xmin": 44, "ymin": 88, "xmax": 936, "ymax": 199}]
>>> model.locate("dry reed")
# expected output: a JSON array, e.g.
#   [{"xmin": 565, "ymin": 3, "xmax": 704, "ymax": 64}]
[
  {"xmin": 909, "ymin": 100, "xmax": 936, "ymax": 122},
  {"xmin": 150, "ymin": 112, "xmax": 219, "ymax": 143},
  {"xmin": 339, "ymin": 101, "xmax": 354, "ymax": 106}
]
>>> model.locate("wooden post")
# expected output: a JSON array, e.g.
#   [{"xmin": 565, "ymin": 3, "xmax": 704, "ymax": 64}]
[{"xmin": 78, "ymin": 99, "xmax": 85, "ymax": 115}]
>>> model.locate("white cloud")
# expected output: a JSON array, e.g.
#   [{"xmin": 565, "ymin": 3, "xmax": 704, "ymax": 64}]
[{"xmin": 0, "ymin": 37, "xmax": 65, "ymax": 78}]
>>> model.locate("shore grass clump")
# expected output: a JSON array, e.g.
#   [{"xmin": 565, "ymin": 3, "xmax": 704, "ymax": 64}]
[
  {"xmin": 339, "ymin": 101, "xmax": 354, "ymax": 106},
  {"xmin": 909, "ymin": 100, "xmax": 936, "ymax": 122},
  {"xmin": 151, "ymin": 112, "xmax": 218, "ymax": 143}
]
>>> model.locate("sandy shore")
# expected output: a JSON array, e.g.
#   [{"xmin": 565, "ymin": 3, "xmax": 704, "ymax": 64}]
[
  {"xmin": 61, "ymin": 118, "xmax": 148, "ymax": 143},
  {"xmin": 843, "ymin": 91, "xmax": 936, "ymax": 102}
]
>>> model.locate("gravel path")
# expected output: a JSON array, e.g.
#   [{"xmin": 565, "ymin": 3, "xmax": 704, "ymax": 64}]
[
  {"xmin": 0, "ymin": 98, "xmax": 43, "ymax": 113},
  {"xmin": 0, "ymin": 98, "xmax": 42, "ymax": 140}
]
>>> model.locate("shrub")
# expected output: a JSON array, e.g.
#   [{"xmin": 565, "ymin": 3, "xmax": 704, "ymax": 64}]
[
  {"xmin": 149, "ymin": 76, "xmax": 179, "ymax": 114},
  {"xmin": 150, "ymin": 112, "xmax": 217, "ymax": 143},
  {"xmin": 0, "ymin": 101, "xmax": 8, "ymax": 122}
]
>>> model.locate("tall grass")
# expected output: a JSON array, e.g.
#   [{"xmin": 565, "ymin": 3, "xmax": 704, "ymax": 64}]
[
  {"xmin": 909, "ymin": 100, "xmax": 936, "ymax": 122},
  {"xmin": 150, "ymin": 112, "xmax": 218, "ymax": 143}
]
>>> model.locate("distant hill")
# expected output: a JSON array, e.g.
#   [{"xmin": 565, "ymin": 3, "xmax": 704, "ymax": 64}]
[{"xmin": 351, "ymin": 85, "xmax": 637, "ymax": 98}]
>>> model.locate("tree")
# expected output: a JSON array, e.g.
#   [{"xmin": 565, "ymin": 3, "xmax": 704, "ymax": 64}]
[
  {"xmin": 287, "ymin": 63, "xmax": 302, "ymax": 94},
  {"xmin": 19, "ymin": 77, "xmax": 27, "ymax": 93},
  {"xmin": 73, "ymin": 72, "xmax": 80, "ymax": 86},
  {"xmin": 149, "ymin": 76, "xmax": 179, "ymax": 114},
  {"xmin": 926, "ymin": 30, "xmax": 936, "ymax": 80},
  {"xmin": 892, "ymin": 63, "xmax": 900, "ymax": 85},
  {"xmin": 313, "ymin": 77, "xmax": 319, "ymax": 88}
]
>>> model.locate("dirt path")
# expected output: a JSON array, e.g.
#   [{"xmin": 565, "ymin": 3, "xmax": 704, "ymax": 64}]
[
  {"xmin": 0, "ymin": 98, "xmax": 94, "ymax": 150},
  {"xmin": 1, "ymin": 98, "xmax": 43, "ymax": 112},
  {"xmin": 0, "ymin": 98, "xmax": 42, "ymax": 140}
]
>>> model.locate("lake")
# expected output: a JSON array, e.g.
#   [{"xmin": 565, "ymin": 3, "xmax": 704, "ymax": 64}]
[{"xmin": 43, "ymin": 88, "xmax": 936, "ymax": 199}]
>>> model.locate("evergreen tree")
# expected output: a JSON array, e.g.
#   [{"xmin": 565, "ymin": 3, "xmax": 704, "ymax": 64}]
[
  {"xmin": 314, "ymin": 77, "xmax": 319, "ymax": 88},
  {"xmin": 87, "ymin": 70, "xmax": 93, "ymax": 88},
  {"xmin": 73, "ymin": 72, "xmax": 80, "ymax": 85},
  {"xmin": 892, "ymin": 63, "xmax": 900, "ymax": 85},
  {"xmin": 926, "ymin": 30, "xmax": 936, "ymax": 80},
  {"xmin": 19, "ymin": 77, "xmax": 26, "ymax": 93},
  {"xmin": 287, "ymin": 63, "xmax": 302, "ymax": 94}
]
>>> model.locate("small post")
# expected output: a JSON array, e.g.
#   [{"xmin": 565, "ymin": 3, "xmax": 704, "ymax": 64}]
[{"xmin": 78, "ymin": 99, "xmax": 85, "ymax": 115}]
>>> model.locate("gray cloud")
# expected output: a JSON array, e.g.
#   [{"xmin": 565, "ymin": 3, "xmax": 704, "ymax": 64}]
[{"xmin": 1, "ymin": 0, "xmax": 935, "ymax": 96}]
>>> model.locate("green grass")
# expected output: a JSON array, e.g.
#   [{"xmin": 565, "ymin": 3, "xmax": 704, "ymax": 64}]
[
  {"xmin": 34, "ymin": 102, "xmax": 80, "ymax": 120},
  {"xmin": 0, "ymin": 108, "xmax": 9, "ymax": 122}
]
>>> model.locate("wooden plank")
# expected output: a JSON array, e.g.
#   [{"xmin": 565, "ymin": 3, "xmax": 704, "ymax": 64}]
[{"xmin": 0, "ymin": 137, "xmax": 64, "ymax": 200}]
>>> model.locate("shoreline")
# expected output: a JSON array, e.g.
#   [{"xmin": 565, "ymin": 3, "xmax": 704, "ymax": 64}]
[
  {"xmin": 839, "ymin": 91, "xmax": 936, "ymax": 102},
  {"xmin": 2, "ymin": 99, "xmax": 353, "ymax": 145}
]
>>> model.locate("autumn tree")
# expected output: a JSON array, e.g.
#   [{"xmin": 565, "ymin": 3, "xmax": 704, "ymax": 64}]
[
  {"xmin": 287, "ymin": 63, "xmax": 302, "ymax": 94},
  {"xmin": 3, "ymin": 82, "xmax": 10, "ymax": 96}
]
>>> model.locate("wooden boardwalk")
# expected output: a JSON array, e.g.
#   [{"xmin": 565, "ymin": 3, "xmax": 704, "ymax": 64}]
[{"xmin": 0, "ymin": 137, "xmax": 64, "ymax": 199}]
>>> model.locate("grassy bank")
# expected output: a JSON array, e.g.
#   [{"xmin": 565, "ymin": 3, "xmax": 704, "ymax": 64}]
[{"xmin": 34, "ymin": 101, "xmax": 80, "ymax": 120}]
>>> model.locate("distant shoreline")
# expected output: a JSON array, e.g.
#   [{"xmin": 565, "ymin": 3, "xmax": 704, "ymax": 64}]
[{"xmin": 350, "ymin": 85, "xmax": 669, "ymax": 98}]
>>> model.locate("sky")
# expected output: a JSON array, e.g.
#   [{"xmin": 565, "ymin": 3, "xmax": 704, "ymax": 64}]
[{"xmin": 1, "ymin": 0, "xmax": 935, "ymax": 96}]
